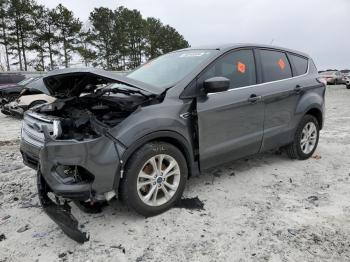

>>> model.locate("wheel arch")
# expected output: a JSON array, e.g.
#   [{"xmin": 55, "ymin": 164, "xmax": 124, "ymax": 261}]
[
  {"xmin": 305, "ymin": 107, "xmax": 323, "ymax": 129},
  {"xmin": 295, "ymin": 90, "xmax": 324, "ymax": 130},
  {"xmin": 114, "ymin": 130, "xmax": 199, "ymax": 190}
]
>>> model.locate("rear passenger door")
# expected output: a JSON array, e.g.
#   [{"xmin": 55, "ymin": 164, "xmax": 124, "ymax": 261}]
[
  {"xmin": 257, "ymin": 49, "xmax": 307, "ymax": 151},
  {"xmin": 197, "ymin": 49, "xmax": 265, "ymax": 169}
]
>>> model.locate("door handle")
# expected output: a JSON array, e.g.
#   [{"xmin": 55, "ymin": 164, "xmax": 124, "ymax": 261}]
[
  {"xmin": 248, "ymin": 94, "xmax": 262, "ymax": 103},
  {"xmin": 294, "ymin": 85, "xmax": 302, "ymax": 94}
]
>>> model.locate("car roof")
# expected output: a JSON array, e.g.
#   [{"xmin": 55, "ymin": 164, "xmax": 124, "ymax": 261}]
[{"xmin": 178, "ymin": 43, "xmax": 310, "ymax": 58}]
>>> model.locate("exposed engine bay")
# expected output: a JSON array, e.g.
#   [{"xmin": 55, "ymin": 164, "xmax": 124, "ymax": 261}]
[{"xmin": 32, "ymin": 86, "xmax": 160, "ymax": 140}]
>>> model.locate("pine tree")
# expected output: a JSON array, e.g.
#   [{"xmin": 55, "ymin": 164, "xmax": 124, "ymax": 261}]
[
  {"xmin": 116, "ymin": 7, "xmax": 146, "ymax": 69},
  {"xmin": 144, "ymin": 17, "xmax": 164, "ymax": 60},
  {"xmin": 0, "ymin": 0, "xmax": 10, "ymax": 70},
  {"xmin": 51, "ymin": 4, "xmax": 82, "ymax": 68},
  {"xmin": 76, "ymin": 23, "xmax": 96, "ymax": 67},
  {"xmin": 89, "ymin": 7, "xmax": 116, "ymax": 69},
  {"xmin": 31, "ymin": 5, "xmax": 59, "ymax": 70},
  {"xmin": 7, "ymin": 0, "xmax": 36, "ymax": 71}
]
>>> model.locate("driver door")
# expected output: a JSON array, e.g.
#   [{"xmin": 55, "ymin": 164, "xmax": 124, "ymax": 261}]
[{"xmin": 197, "ymin": 49, "xmax": 265, "ymax": 169}]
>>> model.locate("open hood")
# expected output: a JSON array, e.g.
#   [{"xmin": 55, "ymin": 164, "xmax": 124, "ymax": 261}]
[{"xmin": 26, "ymin": 68, "xmax": 164, "ymax": 98}]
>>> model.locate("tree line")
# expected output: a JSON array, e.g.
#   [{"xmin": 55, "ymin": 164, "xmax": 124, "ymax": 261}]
[{"xmin": 0, "ymin": 0, "xmax": 189, "ymax": 71}]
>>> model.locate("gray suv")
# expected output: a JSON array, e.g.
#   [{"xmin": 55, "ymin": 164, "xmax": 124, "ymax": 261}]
[{"xmin": 20, "ymin": 44, "xmax": 325, "ymax": 242}]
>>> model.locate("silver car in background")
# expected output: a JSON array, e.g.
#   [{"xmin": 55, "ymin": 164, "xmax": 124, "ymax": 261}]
[
  {"xmin": 341, "ymin": 72, "xmax": 350, "ymax": 89},
  {"xmin": 319, "ymin": 70, "xmax": 343, "ymax": 85}
]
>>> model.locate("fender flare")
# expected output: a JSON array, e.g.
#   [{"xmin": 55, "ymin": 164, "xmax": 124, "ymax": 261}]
[{"xmin": 294, "ymin": 90, "xmax": 324, "ymax": 128}]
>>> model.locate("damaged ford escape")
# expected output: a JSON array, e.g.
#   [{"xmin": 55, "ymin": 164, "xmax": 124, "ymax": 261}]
[{"xmin": 20, "ymin": 44, "xmax": 325, "ymax": 242}]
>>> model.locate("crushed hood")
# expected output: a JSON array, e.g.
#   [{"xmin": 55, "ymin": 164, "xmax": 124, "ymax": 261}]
[{"xmin": 26, "ymin": 68, "xmax": 164, "ymax": 98}]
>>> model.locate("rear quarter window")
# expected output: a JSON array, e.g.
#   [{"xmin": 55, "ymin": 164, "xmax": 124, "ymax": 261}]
[
  {"xmin": 259, "ymin": 50, "xmax": 292, "ymax": 82},
  {"xmin": 288, "ymin": 54, "xmax": 308, "ymax": 76}
]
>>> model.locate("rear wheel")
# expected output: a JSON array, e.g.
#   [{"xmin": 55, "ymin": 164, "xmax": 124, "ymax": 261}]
[
  {"xmin": 120, "ymin": 142, "xmax": 188, "ymax": 217},
  {"xmin": 286, "ymin": 115, "xmax": 320, "ymax": 160}
]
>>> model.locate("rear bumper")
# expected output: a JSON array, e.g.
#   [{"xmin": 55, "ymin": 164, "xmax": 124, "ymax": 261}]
[{"xmin": 21, "ymin": 135, "xmax": 122, "ymax": 201}]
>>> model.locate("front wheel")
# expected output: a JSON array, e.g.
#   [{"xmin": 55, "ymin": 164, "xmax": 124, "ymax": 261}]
[
  {"xmin": 120, "ymin": 142, "xmax": 188, "ymax": 217},
  {"xmin": 286, "ymin": 115, "xmax": 320, "ymax": 160},
  {"xmin": 346, "ymin": 85, "xmax": 350, "ymax": 89}
]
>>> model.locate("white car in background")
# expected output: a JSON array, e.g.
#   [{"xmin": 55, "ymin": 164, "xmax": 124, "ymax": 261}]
[{"xmin": 1, "ymin": 93, "xmax": 55, "ymax": 118}]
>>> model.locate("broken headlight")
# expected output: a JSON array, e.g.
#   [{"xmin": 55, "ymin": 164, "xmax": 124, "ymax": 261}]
[{"xmin": 52, "ymin": 120, "xmax": 62, "ymax": 139}]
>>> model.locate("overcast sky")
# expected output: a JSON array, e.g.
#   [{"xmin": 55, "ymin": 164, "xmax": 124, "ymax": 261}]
[{"xmin": 37, "ymin": 0, "xmax": 350, "ymax": 70}]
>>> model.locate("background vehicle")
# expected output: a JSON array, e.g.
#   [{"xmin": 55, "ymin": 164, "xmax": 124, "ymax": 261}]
[
  {"xmin": 319, "ymin": 70, "xmax": 343, "ymax": 84},
  {"xmin": 341, "ymin": 71, "xmax": 350, "ymax": 89},
  {"xmin": 0, "ymin": 73, "xmax": 25, "ymax": 86},
  {"xmin": 345, "ymin": 76, "xmax": 350, "ymax": 89},
  {"xmin": 0, "ymin": 77, "xmax": 42, "ymax": 106},
  {"xmin": 1, "ymin": 93, "xmax": 54, "ymax": 117},
  {"xmin": 20, "ymin": 45, "xmax": 325, "ymax": 242}
]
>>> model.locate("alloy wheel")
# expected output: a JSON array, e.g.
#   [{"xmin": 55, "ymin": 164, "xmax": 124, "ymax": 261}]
[
  {"xmin": 300, "ymin": 122, "xmax": 317, "ymax": 154},
  {"xmin": 137, "ymin": 154, "xmax": 181, "ymax": 206}
]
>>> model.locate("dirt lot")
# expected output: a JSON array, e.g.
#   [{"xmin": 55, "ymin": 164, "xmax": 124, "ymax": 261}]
[{"xmin": 0, "ymin": 85, "xmax": 349, "ymax": 262}]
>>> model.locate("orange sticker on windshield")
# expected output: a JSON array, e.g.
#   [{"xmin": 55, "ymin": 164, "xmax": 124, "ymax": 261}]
[
  {"xmin": 237, "ymin": 61, "xmax": 246, "ymax": 73},
  {"xmin": 278, "ymin": 59, "xmax": 285, "ymax": 70}
]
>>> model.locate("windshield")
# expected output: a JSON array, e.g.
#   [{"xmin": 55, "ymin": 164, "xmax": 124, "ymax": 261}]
[{"xmin": 127, "ymin": 50, "xmax": 216, "ymax": 88}]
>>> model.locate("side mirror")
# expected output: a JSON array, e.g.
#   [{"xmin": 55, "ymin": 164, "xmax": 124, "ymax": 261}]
[{"xmin": 203, "ymin": 77, "xmax": 230, "ymax": 94}]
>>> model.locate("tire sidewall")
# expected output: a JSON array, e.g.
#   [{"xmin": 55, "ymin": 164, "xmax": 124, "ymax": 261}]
[
  {"xmin": 295, "ymin": 115, "xmax": 320, "ymax": 159},
  {"xmin": 124, "ymin": 142, "xmax": 188, "ymax": 217}
]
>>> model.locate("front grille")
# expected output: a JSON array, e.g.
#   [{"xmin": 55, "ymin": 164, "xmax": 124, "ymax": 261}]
[{"xmin": 22, "ymin": 113, "xmax": 54, "ymax": 148}]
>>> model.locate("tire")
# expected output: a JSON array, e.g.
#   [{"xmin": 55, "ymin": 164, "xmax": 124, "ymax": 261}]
[
  {"xmin": 120, "ymin": 142, "xmax": 188, "ymax": 217},
  {"xmin": 286, "ymin": 115, "xmax": 320, "ymax": 160},
  {"xmin": 347, "ymin": 85, "xmax": 350, "ymax": 89}
]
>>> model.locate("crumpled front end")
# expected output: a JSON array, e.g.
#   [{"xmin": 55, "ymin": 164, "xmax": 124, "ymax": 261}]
[
  {"xmin": 38, "ymin": 134, "xmax": 122, "ymax": 202},
  {"xmin": 20, "ymin": 112, "xmax": 125, "ymax": 243},
  {"xmin": 37, "ymin": 171, "xmax": 90, "ymax": 243}
]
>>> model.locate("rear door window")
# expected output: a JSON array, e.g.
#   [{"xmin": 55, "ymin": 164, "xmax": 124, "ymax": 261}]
[
  {"xmin": 201, "ymin": 49, "xmax": 256, "ymax": 89},
  {"xmin": 259, "ymin": 50, "xmax": 292, "ymax": 82},
  {"xmin": 288, "ymin": 54, "xmax": 308, "ymax": 76}
]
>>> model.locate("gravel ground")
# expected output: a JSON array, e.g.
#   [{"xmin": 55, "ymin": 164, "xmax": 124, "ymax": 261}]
[{"xmin": 0, "ymin": 85, "xmax": 349, "ymax": 262}]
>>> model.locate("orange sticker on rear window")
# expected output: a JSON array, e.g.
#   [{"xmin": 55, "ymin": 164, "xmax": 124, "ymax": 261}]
[
  {"xmin": 278, "ymin": 59, "xmax": 285, "ymax": 70},
  {"xmin": 237, "ymin": 61, "xmax": 246, "ymax": 73}
]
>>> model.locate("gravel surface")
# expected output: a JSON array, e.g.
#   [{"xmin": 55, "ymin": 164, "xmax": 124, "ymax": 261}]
[{"xmin": 0, "ymin": 85, "xmax": 349, "ymax": 262}]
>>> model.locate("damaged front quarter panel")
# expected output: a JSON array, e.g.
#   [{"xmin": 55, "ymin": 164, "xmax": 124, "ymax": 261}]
[{"xmin": 35, "ymin": 124, "xmax": 125, "ymax": 243}]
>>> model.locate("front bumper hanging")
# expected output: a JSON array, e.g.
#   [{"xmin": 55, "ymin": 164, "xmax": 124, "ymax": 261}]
[{"xmin": 37, "ymin": 171, "xmax": 90, "ymax": 243}]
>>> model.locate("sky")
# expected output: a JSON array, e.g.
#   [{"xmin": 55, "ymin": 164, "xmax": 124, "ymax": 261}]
[{"xmin": 37, "ymin": 0, "xmax": 350, "ymax": 70}]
